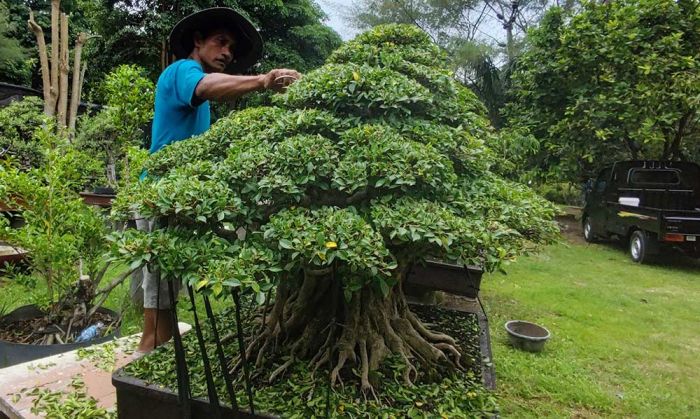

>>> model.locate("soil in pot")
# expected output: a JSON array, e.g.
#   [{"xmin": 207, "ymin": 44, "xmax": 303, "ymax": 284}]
[
  {"xmin": 119, "ymin": 304, "xmax": 497, "ymax": 418},
  {"xmin": 0, "ymin": 305, "xmax": 121, "ymax": 367}
]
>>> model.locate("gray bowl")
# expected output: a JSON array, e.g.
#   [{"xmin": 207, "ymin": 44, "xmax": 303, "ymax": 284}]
[{"xmin": 505, "ymin": 320, "xmax": 551, "ymax": 352}]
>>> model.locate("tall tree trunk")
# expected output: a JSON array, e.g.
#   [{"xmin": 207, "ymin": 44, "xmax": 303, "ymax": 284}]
[
  {"xmin": 669, "ymin": 111, "xmax": 695, "ymax": 161},
  {"xmin": 69, "ymin": 33, "xmax": 96, "ymax": 135},
  {"xmin": 57, "ymin": 12, "xmax": 69, "ymax": 131},
  {"xmin": 27, "ymin": 10, "xmax": 51, "ymax": 115},
  {"xmin": 48, "ymin": 0, "xmax": 61, "ymax": 117}
]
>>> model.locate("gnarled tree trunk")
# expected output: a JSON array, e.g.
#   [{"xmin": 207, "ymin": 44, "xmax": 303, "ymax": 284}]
[{"xmin": 238, "ymin": 266, "xmax": 468, "ymax": 393}]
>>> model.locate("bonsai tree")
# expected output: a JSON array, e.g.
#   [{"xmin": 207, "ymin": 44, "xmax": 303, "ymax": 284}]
[
  {"xmin": 0, "ymin": 125, "xmax": 133, "ymax": 344},
  {"xmin": 75, "ymin": 64, "xmax": 154, "ymax": 189},
  {"xmin": 112, "ymin": 24, "xmax": 557, "ymax": 391}
]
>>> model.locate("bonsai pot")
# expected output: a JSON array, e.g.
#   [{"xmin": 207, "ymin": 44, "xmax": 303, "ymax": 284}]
[
  {"xmin": 79, "ymin": 191, "xmax": 117, "ymax": 208},
  {"xmin": 405, "ymin": 259, "xmax": 483, "ymax": 299},
  {"xmin": 112, "ymin": 374, "xmax": 274, "ymax": 419},
  {"xmin": 112, "ymin": 304, "xmax": 496, "ymax": 418},
  {"xmin": 0, "ymin": 304, "xmax": 121, "ymax": 368},
  {"xmin": 0, "ymin": 245, "xmax": 27, "ymax": 268},
  {"xmin": 93, "ymin": 186, "xmax": 116, "ymax": 195},
  {"xmin": 504, "ymin": 320, "xmax": 551, "ymax": 352}
]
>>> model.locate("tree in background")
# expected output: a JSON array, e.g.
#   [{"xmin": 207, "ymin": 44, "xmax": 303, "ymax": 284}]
[
  {"xmin": 82, "ymin": 0, "xmax": 342, "ymax": 105},
  {"xmin": 0, "ymin": 2, "xmax": 30, "ymax": 85},
  {"xmin": 345, "ymin": 0, "xmax": 577, "ymax": 128},
  {"xmin": 507, "ymin": 0, "xmax": 700, "ymax": 183},
  {"xmin": 1, "ymin": 0, "xmax": 93, "ymax": 88},
  {"xmin": 75, "ymin": 64, "xmax": 154, "ymax": 188}
]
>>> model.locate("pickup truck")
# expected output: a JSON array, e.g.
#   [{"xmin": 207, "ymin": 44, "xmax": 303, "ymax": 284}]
[{"xmin": 582, "ymin": 161, "xmax": 700, "ymax": 263}]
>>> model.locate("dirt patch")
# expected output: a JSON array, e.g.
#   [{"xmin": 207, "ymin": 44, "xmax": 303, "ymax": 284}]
[{"xmin": 556, "ymin": 214, "xmax": 587, "ymax": 245}]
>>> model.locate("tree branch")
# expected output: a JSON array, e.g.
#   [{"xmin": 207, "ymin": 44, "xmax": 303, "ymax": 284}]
[
  {"xmin": 69, "ymin": 33, "xmax": 100, "ymax": 135},
  {"xmin": 87, "ymin": 266, "xmax": 139, "ymax": 318}
]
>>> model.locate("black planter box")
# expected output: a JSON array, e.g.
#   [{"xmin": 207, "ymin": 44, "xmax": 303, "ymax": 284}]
[
  {"xmin": 112, "ymin": 303, "xmax": 495, "ymax": 418},
  {"xmin": 112, "ymin": 374, "xmax": 274, "ymax": 419},
  {"xmin": 0, "ymin": 305, "xmax": 121, "ymax": 368},
  {"xmin": 405, "ymin": 259, "xmax": 483, "ymax": 299}
]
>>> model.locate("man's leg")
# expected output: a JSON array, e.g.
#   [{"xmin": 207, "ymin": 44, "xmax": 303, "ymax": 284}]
[
  {"xmin": 138, "ymin": 308, "xmax": 174, "ymax": 352},
  {"xmin": 136, "ymin": 217, "xmax": 182, "ymax": 353}
]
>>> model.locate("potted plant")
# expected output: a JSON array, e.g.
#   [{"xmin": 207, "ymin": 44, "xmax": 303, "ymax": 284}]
[
  {"xmin": 0, "ymin": 125, "xmax": 132, "ymax": 367},
  {"xmin": 110, "ymin": 24, "xmax": 557, "ymax": 416}
]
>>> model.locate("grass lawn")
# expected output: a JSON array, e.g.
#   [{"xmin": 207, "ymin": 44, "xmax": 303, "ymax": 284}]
[
  {"xmin": 2, "ymin": 230, "xmax": 699, "ymax": 417},
  {"xmin": 483, "ymin": 238, "xmax": 700, "ymax": 418}
]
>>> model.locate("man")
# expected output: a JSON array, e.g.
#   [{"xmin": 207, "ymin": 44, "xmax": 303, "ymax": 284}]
[{"xmin": 133, "ymin": 7, "xmax": 300, "ymax": 353}]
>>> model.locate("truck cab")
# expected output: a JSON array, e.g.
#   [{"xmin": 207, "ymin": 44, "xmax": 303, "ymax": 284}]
[{"xmin": 582, "ymin": 161, "xmax": 700, "ymax": 263}]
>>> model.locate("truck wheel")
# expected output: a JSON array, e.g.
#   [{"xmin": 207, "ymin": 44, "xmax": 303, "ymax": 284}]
[
  {"xmin": 583, "ymin": 217, "xmax": 596, "ymax": 243},
  {"xmin": 630, "ymin": 230, "xmax": 651, "ymax": 263}
]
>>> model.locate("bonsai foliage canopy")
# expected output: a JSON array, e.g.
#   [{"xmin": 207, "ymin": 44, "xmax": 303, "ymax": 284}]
[{"xmin": 112, "ymin": 24, "xmax": 557, "ymax": 388}]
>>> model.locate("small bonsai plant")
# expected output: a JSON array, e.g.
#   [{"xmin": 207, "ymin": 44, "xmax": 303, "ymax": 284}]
[
  {"xmin": 75, "ymin": 64, "xmax": 154, "ymax": 190},
  {"xmin": 112, "ymin": 24, "xmax": 557, "ymax": 394}
]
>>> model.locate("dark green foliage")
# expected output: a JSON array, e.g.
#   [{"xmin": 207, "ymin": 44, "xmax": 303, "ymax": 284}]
[
  {"xmin": 114, "ymin": 23, "xmax": 556, "ymax": 298},
  {"xmin": 508, "ymin": 0, "xmax": 700, "ymax": 182},
  {"xmin": 0, "ymin": 97, "xmax": 46, "ymax": 170},
  {"xmin": 0, "ymin": 2, "xmax": 28, "ymax": 85}
]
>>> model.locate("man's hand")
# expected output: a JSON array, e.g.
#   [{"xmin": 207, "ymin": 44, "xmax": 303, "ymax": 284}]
[{"xmin": 263, "ymin": 69, "xmax": 302, "ymax": 92}]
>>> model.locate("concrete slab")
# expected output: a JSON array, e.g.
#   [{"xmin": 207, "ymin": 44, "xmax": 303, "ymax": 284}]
[{"xmin": 0, "ymin": 322, "xmax": 191, "ymax": 419}]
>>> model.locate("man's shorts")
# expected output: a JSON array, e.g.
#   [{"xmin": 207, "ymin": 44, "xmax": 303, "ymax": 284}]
[{"xmin": 129, "ymin": 216, "xmax": 181, "ymax": 310}]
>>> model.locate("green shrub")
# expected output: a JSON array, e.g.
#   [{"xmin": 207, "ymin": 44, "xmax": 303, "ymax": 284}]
[{"xmin": 0, "ymin": 97, "xmax": 46, "ymax": 170}]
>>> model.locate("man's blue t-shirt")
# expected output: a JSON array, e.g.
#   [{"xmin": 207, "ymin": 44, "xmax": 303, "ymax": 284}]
[{"xmin": 150, "ymin": 59, "xmax": 210, "ymax": 154}]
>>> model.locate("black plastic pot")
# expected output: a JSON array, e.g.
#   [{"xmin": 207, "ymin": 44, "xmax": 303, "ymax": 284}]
[{"xmin": 0, "ymin": 304, "xmax": 121, "ymax": 368}]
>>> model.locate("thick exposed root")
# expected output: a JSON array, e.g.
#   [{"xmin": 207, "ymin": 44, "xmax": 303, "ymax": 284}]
[{"xmin": 235, "ymin": 269, "xmax": 465, "ymax": 391}]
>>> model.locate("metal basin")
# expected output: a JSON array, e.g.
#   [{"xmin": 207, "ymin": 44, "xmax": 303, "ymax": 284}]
[{"xmin": 504, "ymin": 320, "xmax": 550, "ymax": 352}]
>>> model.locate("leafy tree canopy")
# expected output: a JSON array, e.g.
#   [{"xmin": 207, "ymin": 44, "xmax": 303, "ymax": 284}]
[
  {"xmin": 112, "ymin": 24, "xmax": 556, "ymax": 392},
  {"xmin": 0, "ymin": 1, "xmax": 28, "ymax": 84},
  {"xmin": 82, "ymin": 0, "xmax": 342, "ymax": 103},
  {"xmin": 507, "ymin": 0, "xmax": 700, "ymax": 182}
]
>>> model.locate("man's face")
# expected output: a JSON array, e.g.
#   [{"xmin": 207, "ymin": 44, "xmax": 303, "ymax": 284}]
[{"xmin": 193, "ymin": 29, "xmax": 236, "ymax": 73}]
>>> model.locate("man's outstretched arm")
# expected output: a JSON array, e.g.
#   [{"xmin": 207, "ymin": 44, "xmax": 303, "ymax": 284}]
[{"xmin": 195, "ymin": 69, "xmax": 300, "ymax": 102}]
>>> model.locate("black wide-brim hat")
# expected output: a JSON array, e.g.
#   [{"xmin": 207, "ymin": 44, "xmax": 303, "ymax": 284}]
[{"xmin": 169, "ymin": 7, "xmax": 263, "ymax": 74}]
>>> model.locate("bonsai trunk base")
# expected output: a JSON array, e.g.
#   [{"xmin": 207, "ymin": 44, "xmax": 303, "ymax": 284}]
[{"xmin": 241, "ymin": 274, "xmax": 469, "ymax": 393}]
